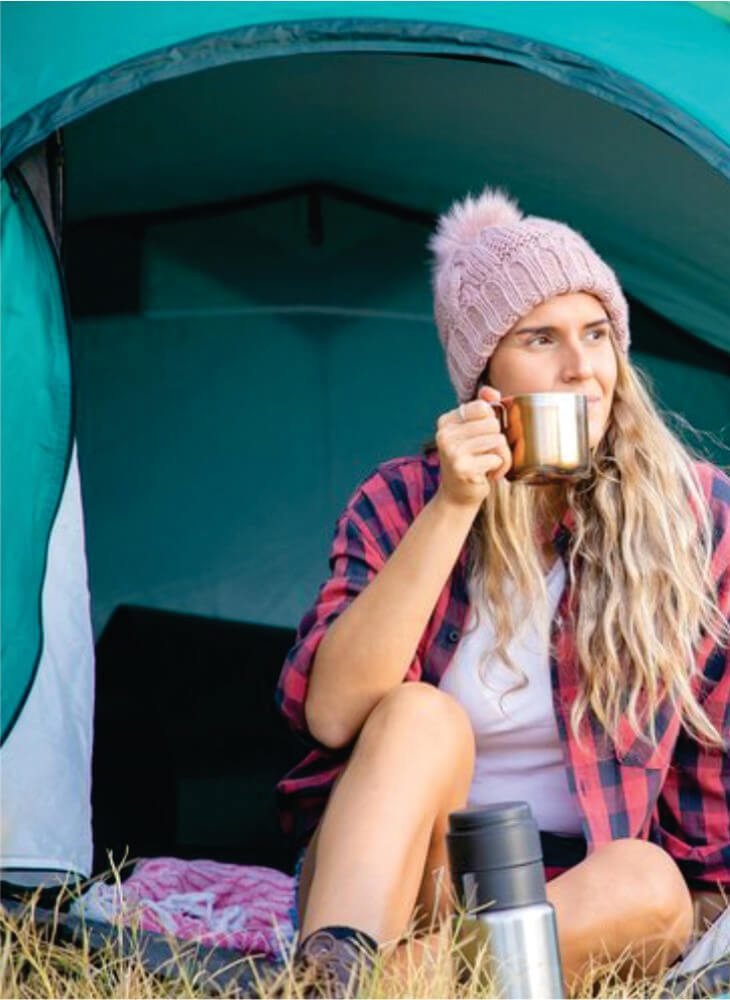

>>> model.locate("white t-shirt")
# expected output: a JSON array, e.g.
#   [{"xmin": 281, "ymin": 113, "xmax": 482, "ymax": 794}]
[{"xmin": 438, "ymin": 559, "xmax": 584, "ymax": 836}]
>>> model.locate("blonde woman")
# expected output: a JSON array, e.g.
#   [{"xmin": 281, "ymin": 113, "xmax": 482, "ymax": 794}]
[{"xmin": 275, "ymin": 187, "xmax": 730, "ymax": 995}]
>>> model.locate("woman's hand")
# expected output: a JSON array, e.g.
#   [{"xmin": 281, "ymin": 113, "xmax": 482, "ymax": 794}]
[{"xmin": 434, "ymin": 385, "xmax": 513, "ymax": 509}]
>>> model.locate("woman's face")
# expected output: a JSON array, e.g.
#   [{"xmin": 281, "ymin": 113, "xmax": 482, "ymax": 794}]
[{"xmin": 485, "ymin": 292, "xmax": 618, "ymax": 448}]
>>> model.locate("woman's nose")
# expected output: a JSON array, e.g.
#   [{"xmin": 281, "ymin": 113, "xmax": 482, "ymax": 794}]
[{"xmin": 560, "ymin": 343, "xmax": 593, "ymax": 380}]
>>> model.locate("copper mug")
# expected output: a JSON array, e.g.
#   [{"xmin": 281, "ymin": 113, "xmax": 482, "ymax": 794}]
[{"xmin": 490, "ymin": 392, "xmax": 591, "ymax": 485}]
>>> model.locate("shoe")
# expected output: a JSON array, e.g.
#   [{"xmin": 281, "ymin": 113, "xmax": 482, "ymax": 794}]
[{"xmin": 293, "ymin": 927, "xmax": 376, "ymax": 998}]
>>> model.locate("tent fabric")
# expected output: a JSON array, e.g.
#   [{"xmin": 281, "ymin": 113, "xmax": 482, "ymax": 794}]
[
  {"xmin": 1, "ymin": 163, "xmax": 93, "ymax": 874},
  {"xmin": 1, "ymin": 445, "xmax": 94, "ymax": 876},
  {"xmin": 0, "ymin": 171, "xmax": 73, "ymax": 743},
  {"xmin": 2, "ymin": 3, "xmax": 730, "ymax": 161},
  {"xmin": 60, "ymin": 49, "xmax": 730, "ymax": 360},
  {"xmin": 70, "ymin": 194, "xmax": 729, "ymax": 641},
  {"xmin": 72, "ymin": 193, "xmax": 437, "ymax": 637}
]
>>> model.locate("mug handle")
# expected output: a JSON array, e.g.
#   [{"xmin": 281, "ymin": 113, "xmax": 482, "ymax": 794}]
[{"xmin": 488, "ymin": 399, "xmax": 509, "ymax": 434}]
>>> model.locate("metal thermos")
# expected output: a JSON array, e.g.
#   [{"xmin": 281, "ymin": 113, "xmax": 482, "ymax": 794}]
[{"xmin": 446, "ymin": 802, "xmax": 565, "ymax": 999}]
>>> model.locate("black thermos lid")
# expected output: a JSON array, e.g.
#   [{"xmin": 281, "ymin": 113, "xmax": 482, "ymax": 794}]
[{"xmin": 446, "ymin": 802, "xmax": 547, "ymax": 911}]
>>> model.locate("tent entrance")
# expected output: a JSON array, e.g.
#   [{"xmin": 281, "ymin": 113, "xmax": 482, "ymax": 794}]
[
  {"xmin": 10, "ymin": 43, "xmax": 728, "ymax": 874},
  {"xmin": 63, "ymin": 47, "xmax": 729, "ymax": 870}
]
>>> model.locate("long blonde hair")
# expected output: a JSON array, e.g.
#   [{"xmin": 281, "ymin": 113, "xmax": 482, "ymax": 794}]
[{"xmin": 422, "ymin": 343, "xmax": 730, "ymax": 749}]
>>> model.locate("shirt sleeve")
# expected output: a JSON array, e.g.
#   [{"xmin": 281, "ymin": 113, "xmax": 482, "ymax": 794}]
[
  {"xmin": 655, "ymin": 468, "xmax": 730, "ymax": 888},
  {"xmin": 274, "ymin": 468, "xmax": 425, "ymax": 745}
]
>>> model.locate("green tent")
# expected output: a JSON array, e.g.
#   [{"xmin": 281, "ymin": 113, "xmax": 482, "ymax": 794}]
[{"xmin": 2, "ymin": 1, "xmax": 729, "ymax": 878}]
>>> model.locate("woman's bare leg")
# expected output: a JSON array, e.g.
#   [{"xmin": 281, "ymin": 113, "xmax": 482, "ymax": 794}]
[
  {"xmin": 296, "ymin": 682, "xmax": 693, "ymax": 993},
  {"xmin": 546, "ymin": 838, "xmax": 694, "ymax": 991},
  {"xmin": 297, "ymin": 681, "xmax": 475, "ymax": 945},
  {"xmin": 379, "ymin": 837, "xmax": 695, "ymax": 993}
]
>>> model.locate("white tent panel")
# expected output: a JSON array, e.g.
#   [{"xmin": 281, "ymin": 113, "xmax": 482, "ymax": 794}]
[{"xmin": 1, "ymin": 445, "xmax": 94, "ymax": 876}]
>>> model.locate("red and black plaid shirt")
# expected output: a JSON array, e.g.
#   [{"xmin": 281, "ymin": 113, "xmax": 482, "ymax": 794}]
[{"xmin": 276, "ymin": 450, "xmax": 730, "ymax": 889}]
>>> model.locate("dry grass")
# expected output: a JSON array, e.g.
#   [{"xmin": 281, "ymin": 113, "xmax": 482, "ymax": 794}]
[{"xmin": 0, "ymin": 880, "xmax": 715, "ymax": 999}]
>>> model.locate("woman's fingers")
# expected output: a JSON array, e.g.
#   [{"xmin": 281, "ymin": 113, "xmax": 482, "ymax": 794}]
[
  {"xmin": 433, "ymin": 385, "xmax": 511, "ymax": 506},
  {"xmin": 461, "ymin": 432, "xmax": 508, "ymax": 454},
  {"xmin": 453, "ymin": 452, "xmax": 505, "ymax": 487},
  {"xmin": 437, "ymin": 385, "xmax": 502, "ymax": 430},
  {"xmin": 442, "ymin": 417, "xmax": 503, "ymax": 441},
  {"xmin": 466, "ymin": 435, "xmax": 513, "ymax": 481},
  {"xmin": 437, "ymin": 400, "xmax": 487, "ymax": 430}
]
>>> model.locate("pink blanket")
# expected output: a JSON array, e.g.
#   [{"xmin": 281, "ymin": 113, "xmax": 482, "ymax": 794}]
[{"xmin": 71, "ymin": 857, "xmax": 296, "ymax": 960}]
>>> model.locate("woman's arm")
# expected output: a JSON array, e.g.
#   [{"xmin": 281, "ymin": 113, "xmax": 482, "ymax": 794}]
[
  {"xmin": 277, "ymin": 388, "xmax": 508, "ymax": 749},
  {"xmin": 305, "ymin": 487, "xmax": 478, "ymax": 749}
]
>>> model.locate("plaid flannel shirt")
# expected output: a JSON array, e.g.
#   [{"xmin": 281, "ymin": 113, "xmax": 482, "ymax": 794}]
[{"xmin": 275, "ymin": 450, "xmax": 730, "ymax": 889}]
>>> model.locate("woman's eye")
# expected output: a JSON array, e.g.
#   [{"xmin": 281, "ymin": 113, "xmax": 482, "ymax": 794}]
[{"xmin": 527, "ymin": 328, "xmax": 608, "ymax": 347}]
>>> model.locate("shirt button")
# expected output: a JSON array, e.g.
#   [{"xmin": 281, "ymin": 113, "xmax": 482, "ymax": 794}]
[{"xmin": 448, "ymin": 629, "xmax": 460, "ymax": 643}]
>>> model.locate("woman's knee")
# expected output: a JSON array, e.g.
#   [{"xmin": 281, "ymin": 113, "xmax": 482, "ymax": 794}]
[
  {"xmin": 596, "ymin": 838, "xmax": 693, "ymax": 949},
  {"xmin": 360, "ymin": 682, "xmax": 475, "ymax": 764}
]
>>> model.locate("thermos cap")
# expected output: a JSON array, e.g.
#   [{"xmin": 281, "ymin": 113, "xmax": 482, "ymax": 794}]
[
  {"xmin": 447, "ymin": 802, "xmax": 546, "ymax": 909},
  {"xmin": 448, "ymin": 801, "xmax": 531, "ymax": 833}
]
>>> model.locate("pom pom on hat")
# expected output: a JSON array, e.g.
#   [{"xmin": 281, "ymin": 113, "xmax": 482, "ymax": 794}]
[{"xmin": 428, "ymin": 186, "xmax": 523, "ymax": 268}]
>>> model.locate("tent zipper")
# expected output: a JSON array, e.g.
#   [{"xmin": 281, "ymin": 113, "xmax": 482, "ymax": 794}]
[
  {"xmin": 7, "ymin": 163, "xmax": 74, "ymax": 346},
  {"xmin": 51, "ymin": 129, "xmax": 65, "ymax": 257}
]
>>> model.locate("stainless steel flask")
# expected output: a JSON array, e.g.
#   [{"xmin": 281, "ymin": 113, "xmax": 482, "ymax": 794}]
[{"xmin": 447, "ymin": 802, "xmax": 565, "ymax": 999}]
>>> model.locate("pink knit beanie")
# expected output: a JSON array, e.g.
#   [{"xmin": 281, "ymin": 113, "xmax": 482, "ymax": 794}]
[{"xmin": 429, "ymin": 186, "xmax": 631, "ymax": 403}]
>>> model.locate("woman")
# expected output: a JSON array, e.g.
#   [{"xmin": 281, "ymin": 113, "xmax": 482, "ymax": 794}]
[{"xmin": 275, "ymin": 186, "xmax": 730, "ymax": 995}]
